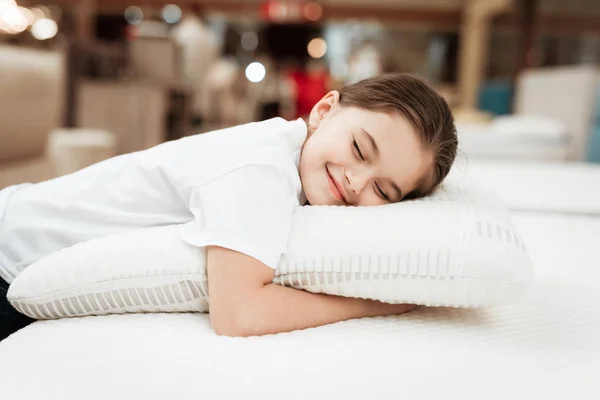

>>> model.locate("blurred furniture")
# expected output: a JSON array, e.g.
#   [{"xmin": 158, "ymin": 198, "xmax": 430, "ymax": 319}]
[
  {"xmin": 457, "ymin": 65, "xmax": 600, "ymax": 162},
  {"xmin": 454, "ymin": 109, "xmax": 494, "ymax": 124},
  {"xmin": 588, "ymin": 84, "xmax": 600, "ymax": 163},
  {"xmin": 130, "ymin": 37, "xmax": 182, "ymax": 84},
  {"xmin": 76, "ymin": 81, "xmax": 168, "ymax": 154},
  {"xmin": 515, "ymin": 65, "xmax": 600, "ymax": 161},
  {"xmin": 165, "ymin": 82, "xmax": 195, "ymax": 140},
  {"xmin": 456, "ymin": 115, "xmax": 571, "ymax": 161},
  {"xmin": 170, "ymin": 14, "xmax": 219, "ymax": 125},
  {"xmin": 129, "ymin": 37, "xmax": 195, "ymax": 140},
  {"xmin": 48, "ymin": 129, "xmax": 118, "ymax": 176},
  {"xmin": 457, "ymin": 0, "xmax": 513, "ymax": 110},
  {"xmin": 0, "ymin": 45, "xmax": 65, "ymax": 188},
  {"xmin": 462, "ymin": 159, "xmax": 600, "ymax": 215},
  {"xmin": 63, "ymin": 39, "xmax": 129, "ymax": 128},
  {"xmin": 0, "ymin": 45, "xmax": 122, "ymax": 190},
  {"xmin": 64, "ymin": 38, "xmax": 191, "ymax": 147},
  {"xmin": 477, "ymin": 79, "xmax": 513, "ymax": 116}
]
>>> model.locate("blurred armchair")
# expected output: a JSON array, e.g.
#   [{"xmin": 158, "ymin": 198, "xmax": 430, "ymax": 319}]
[
  {"xmin": 0, "ymin": 45, "xmax": 119, "ymax": 189},
  {"xmin": 0, "ymin": 45, "xmax": 65, "ymax": 189}
]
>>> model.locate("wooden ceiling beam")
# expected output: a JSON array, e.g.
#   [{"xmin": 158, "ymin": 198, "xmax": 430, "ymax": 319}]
[
  {"xmin": 25, "ymin": 0, "xmax": 600, "ymax": 35},
  {"xmin": 30, "ymin": 0, "xmax": 461, "ymax": 25}
]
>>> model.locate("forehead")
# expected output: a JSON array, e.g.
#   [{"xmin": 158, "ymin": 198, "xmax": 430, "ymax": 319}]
[
  {"xmin": 344, "ymin": 107, "xmax": 431, "ymax": 194},
  {"xmin": 356, "ymin": 108, "xmax": 414, "ymax": 135}
]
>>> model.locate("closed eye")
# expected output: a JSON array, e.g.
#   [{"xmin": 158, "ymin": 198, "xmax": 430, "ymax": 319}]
[
  {"xmin": 374, "ymin": 182, "xmax": 390, "ymax": 201},
  {"xmin": 353, "ymin": 139, "xmax": 365, "ymax": 161}
]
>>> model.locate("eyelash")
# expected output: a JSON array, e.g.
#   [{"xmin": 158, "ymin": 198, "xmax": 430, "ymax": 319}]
[
  {"xmin": 375, "ymin": 183, "xmax": 390, "ymax": 201},
  {"xmin": 353, "ymin": 139, "xmax": 365, "ymax": 161},
  {"xmin": 353, "ymin": 139, "xmax": 390, "ymax": 201}
]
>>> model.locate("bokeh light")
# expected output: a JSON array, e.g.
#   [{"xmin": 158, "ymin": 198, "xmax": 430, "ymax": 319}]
[
  {"xmin": 307, "ymin": 37, "xmax": 327, "ymax": 59},
  {"xmin": 303, "ymin": 2, "xmax": 323, "ymax": 22},
  {"xmin": 31, "ymin": 17, "xmax": 57, "ymax": 40},
  {"xmin": 19, "ymin": 7, "xmax": 34, "ymax": 25},
  {"xmin": 0, "ymin": 1, "xmax": 28, "ymax": 33},
  {"xmin": 30, "ymin": 7, "xmax": 45, "ymax": 20},
  {"xmin": 124, "ymin": 6, "xmax": 143, "ymax": 25},
  {"xmin": 245, "ymin": 62, "xmax": 266, "ymax": 83},
  {"xmin": 37, "ymin": 6, "xmax": 51, "ymax": 18},
  {"xmin": 161, "ymin": 4, "xmax": 181, "ymax": 24},
  {"xmin": 241, "ymin": 31, "xmax": 259, "ymax": 51}
]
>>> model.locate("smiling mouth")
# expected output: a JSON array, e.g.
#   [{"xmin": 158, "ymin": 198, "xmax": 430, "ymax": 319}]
[{"xmin": 326, "ymin": 166, "xmax": 347, "ymax": 204}]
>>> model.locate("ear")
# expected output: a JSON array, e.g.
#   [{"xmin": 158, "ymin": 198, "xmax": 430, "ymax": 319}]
[{"xmin": 307, "ymin": 90, "xmax": 340, "ymax": 131}]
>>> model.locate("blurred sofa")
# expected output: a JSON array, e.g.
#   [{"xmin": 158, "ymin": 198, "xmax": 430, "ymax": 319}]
[
  {"xmin": 0, "ymin": 45, "xmax": 65, "ymax": 189},
  {"xmin": 0, "ymin": 44, "xmax": 126, "ymax": 190},
  {"xmin": 515, "ymin": 65, "xmax": 600, "ymax": 161}
]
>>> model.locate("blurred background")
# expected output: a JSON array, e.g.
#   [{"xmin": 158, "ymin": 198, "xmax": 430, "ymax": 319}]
[{"xmin": 0, "ymin": 0, "xmax": 599, "ymax": 188}]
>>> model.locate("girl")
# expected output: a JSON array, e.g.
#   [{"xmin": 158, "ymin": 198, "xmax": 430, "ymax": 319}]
[{"xmin": 0, "ymin": 73, "xmax": 457, "ymax": 340}]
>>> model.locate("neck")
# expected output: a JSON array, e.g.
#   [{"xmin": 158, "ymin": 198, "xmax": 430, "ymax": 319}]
[{"xmin": 303, "ymin": 117, "xmax": 315, "ymax": 138}]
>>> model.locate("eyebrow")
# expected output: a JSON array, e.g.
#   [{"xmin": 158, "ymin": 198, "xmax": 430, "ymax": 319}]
[
  {"xmin": 360, "ymin": 127, "xmax": 379, "ymax": 157},
  {"xmin": 360, "ymin": 127, "xmax": 403, "ymax": 200}
]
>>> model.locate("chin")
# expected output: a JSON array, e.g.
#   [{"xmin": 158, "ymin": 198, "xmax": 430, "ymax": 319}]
[
  {"xmin": 301, "ymin": 168, "xmax": 338, "ymax": 206},
  {"xmin": 304, "ymin": 192, "xmax": 323, "ymax": 206},
  {"xmin": 309, "ymin": 191, "xmax": 339, "ymax": 206},
  {"xmin": 304, "ymin": 187, "xmax": 332, "ymax": 206}
]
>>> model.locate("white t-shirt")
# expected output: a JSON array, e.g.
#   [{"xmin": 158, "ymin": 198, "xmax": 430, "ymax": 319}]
[{"xmin": 0, "ymin": 118, "xmax": 307, "ymax": 284}]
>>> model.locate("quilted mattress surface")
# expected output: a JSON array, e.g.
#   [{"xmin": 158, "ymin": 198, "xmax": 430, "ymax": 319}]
[{"xmin": 0, "ymin": 213, "xmax": 599, "ymax": 400}]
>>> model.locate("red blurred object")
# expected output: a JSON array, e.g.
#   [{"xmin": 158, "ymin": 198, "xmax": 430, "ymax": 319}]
[
  {"xmin": 303, "ymin": 2, "xmax": 323, "ymax": 22},
  {"xmin": 125, "ymin": 24, "xmax": 138, "ymax": 41},
  {"xmin": 261, "ymin": 1, "xmax": 317, "ymax": 22},
  {"xmin": 261, "ymin": 1, "xmax": 284, "ymax": 21},
  {"xmin": 260, "ymin": 1, "xmax": 274, "ymax": 20},
  {"xmin": 288, "ymin": 66, "xmax": 329, "ymax": 119}
]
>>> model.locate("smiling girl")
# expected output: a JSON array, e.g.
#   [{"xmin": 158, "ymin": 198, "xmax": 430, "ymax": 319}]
[{"xmin": 0, "ymin": 73, "xmax": 457, "ymax": 340}]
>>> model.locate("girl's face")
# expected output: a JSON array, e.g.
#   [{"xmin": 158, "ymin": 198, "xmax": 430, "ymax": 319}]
[{"xmin": 300, "ymin": 91, "xmax": 432, "ymax": 207}]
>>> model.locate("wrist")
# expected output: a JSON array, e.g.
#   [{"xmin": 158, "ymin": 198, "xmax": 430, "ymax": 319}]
[{"xmin": 354, "ymin": 297, "xmax": 416, "ymax": 318}]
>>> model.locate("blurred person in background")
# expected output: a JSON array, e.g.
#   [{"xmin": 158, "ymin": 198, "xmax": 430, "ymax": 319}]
[
  {"xmin": 247, "ymin": 55, "xmax": 296, "ymax": 121},
  {"xmin": 287, "ymin": 59, "xmax": 332, "ymax": 119},
  {"xmin": 198, "ymin": 24, "xmax": 258, "ymax": 131},
  {"xmin": 171, "ymin": 5, "xmax": 219, "ymax": 128},
  {"xmin": 346, "ymin": 40, "xmax": 383, "ymax": 85},
  {"xmin": 203, "ymin": 56, "xmax": 250, "ymax": 129}
]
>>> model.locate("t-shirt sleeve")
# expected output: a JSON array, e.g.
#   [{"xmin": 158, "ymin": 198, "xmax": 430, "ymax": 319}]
[{"xmin": 178, "ymin": 165, "xmax": 298, "ymax": 270}]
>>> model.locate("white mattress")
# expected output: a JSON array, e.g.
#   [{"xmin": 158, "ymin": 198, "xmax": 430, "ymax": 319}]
[
  {"xmin": 457, "ymin": 130, "xmax": 570, "ymax": 161},
  {"xmin": 1, "ymin": 212, "xmax": 599, "ymax": 400},
  {"xmin": 459, "ymin": 159, "xmax": 600, "ymax": 215}
]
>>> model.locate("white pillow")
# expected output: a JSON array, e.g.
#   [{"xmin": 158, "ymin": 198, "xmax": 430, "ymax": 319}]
[
  {"xmin": 489, "ymin": 115, "xmax": 569, "ymax": 143},
  {"xmin": 7, "ymin": 174, "xmax": 534, "ymax": 320}
]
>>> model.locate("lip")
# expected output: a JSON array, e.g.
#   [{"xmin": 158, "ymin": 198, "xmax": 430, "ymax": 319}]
[{"xmin": 326, "ymin": 166, "xmax": 348, "ymax": 204}]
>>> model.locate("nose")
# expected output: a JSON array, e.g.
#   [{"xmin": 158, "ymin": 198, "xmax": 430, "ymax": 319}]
[{"xmin": 345, "ymin": 169, "xmax": 369, "ymax": 196}]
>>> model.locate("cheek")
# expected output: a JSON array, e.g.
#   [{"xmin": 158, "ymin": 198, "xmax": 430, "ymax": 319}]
[
  {"xmin": 299, "ymin": 141, "xmax": 325, "ymax": 188},
  {"xmin": 321, "ymin": 137, "xmax": 351, "ymax": 165},
  {"xmin": 304, "ymin": 139, "xmax": 333, "ymax": 166},
  {"xmin": 356, "ymin": 192, "xmax": 387, "ymax": 207},
  {"xmin": 300, "ymin": 140, "xmax": 323, "ymax": 170},
  {"xmin": 303, "ymin": 124, "xmax": 354, "ymax": 170}
]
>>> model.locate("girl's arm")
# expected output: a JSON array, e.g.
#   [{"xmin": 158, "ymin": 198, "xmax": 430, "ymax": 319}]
[{"xmin": 207, "ymin": 246, "xmax": 416, "ymax": 337}]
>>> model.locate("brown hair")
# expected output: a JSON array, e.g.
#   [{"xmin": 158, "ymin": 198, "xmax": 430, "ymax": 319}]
[{"xmin": 338, "ymin": 73, "xmax": 457, "ymax": 198}]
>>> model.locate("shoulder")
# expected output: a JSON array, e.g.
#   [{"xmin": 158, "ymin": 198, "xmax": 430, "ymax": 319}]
[
  {"xmin": 195, "ymin": 117, "xmax": 307, "ymax": 175},
  {"xmin": 169, "ymin": 117, "xmax": 306, "ymax": 149},
  {"xmin": 200, "ymin": 117, "xmax": 307, "ymax": 150},
  {"xmin": 151, "ymin": 119, "xmax": 306, "ymax": 196},
  {"xmin": 201, "ymin": 163, "xmax": 300, "ymax": 204}
]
